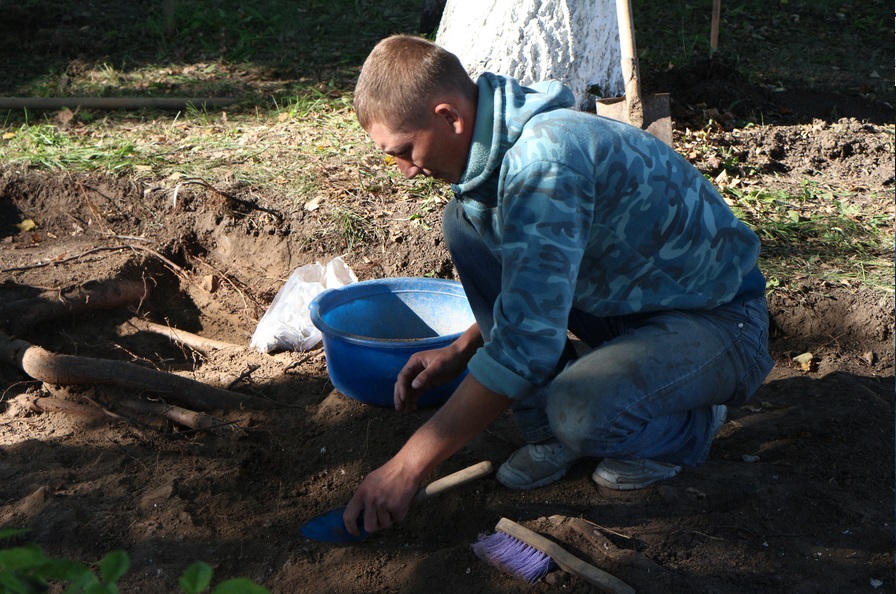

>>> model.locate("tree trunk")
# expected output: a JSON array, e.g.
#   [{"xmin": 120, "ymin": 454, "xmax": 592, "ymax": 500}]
[{"xmin": 436, "ymin": 0, "xmax": 621, "ymax": 111}]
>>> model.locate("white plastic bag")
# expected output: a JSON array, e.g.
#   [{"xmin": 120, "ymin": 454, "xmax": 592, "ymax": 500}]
[{"xmin": 250, "ymin": 257, "xmax": 357, "ymax": 353}]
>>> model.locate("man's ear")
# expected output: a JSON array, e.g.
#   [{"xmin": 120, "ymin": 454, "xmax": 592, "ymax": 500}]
[{"xmin": 434, "ymin": 103, "xmax": 465, "ymax": 134}]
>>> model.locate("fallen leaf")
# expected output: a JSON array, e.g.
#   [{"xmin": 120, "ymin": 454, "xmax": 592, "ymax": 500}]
[
  {"xmin": 792, "ymin": 352, "xmax": 814, "ymax": 372},
  {"xmin": 2, "ymin": 131, "xmax": 15, "ymax": 140},
  {"xmin": 16, "ymin": 218, "xmax": 36, "ymax": 231},
  {"xmin": 304, "ymin": 195, "xmax": 322, "ymax": 211}
]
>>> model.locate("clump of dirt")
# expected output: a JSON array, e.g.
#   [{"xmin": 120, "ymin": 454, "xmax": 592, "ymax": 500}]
[
  {"xmin": 1, "ymin": 129, "xmax": 893, "ymax": 594},
  {"xmin": 655, "ymin": 56, "xmax": 894, "ymax": 130},
  {"xmin": 730, "ymin": 118, "xmax": 896, "ymax": 188}
]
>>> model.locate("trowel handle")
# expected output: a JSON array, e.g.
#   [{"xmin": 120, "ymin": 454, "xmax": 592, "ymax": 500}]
[{"xmin": 414, "ymin": 461, "xmax": 494, "ymax": 501}]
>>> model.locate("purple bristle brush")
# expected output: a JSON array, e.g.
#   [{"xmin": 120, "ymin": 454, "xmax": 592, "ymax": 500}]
[
  {"xmin": 471, "ymin": 528, "xmax": 556, "ymax": 582},
  {"xmin": 472, "ymin": 517, "xmax": 636, "ymax": 594}
]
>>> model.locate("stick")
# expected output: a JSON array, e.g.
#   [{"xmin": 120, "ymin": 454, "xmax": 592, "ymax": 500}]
[
  {"xmin": 496, "ymin": 518, "xmax": 635, "ymax": 594},
  {"xmin": 710, "ymin": 0, "xmax": 721, "ymax": 56},
  {"xmin": 0, "ymin": 334, "xmax": 249, "ymax": 411}
]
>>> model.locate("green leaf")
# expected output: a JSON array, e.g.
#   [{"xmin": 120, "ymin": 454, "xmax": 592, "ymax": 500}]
[
  {"xmin": 179, "ymin": 562, "xmax": 213, "ymax": 594},
  {"xmin": 0, "ymin": 528, "xmax": 29, "ymax": 541},
  {"xmin": 0, "ymin": 545, "xmax": 49, "ymax": 570},
  {"xmin": 99, "ymin": 550, "xmax": 129, "ymax": 584},
  {"xmin": 0, "ymin": 571, "xmax": 44, "ymax": 594},
  {"xmin": 39, "ymin": 557, "xmax": 92, "ymax": 581},
  {"xmin": 62, "ymin": 569, "xmax": 100, "ymax": 594},
  {"xmin": 84, "ymin": 581, "xmax": 116, "ymax": 594},
  {"xmin": 211, "ymin": 577, "xmax": 270, "ymax": 594}
]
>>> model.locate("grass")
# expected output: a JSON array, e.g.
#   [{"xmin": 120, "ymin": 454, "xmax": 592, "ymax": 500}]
[
  {"xmin": 0, "ymin": 0, "xmax": 893, "ymax": 295},
  {"xmin": 723, "ymin": 182, "xmax": 894, "ymax": 292},
  {"xmin": 632, "ymin": 0, "xmax": 893, "ymax": 98}
]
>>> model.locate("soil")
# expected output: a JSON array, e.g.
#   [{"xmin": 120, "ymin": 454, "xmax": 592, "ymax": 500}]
[{"xmin": 1, "ymin": 7, "xmax": 895, "ymax": 594}]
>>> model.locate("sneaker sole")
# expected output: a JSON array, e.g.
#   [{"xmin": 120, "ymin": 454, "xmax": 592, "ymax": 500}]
[
  {"xmin": 496, "ymin": 464, "xmax": 572, "ymax": 490},
  {"xmin": 591, "ymin": 461, "xmax": 682, "ymax": 491}
]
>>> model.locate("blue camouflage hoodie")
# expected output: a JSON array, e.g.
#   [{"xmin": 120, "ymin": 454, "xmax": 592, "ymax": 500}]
[{"xmin": 453, "ymin": 73, "xmax": 764, "ymax": 402}]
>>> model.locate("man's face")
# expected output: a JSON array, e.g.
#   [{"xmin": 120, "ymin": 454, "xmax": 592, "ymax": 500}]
[{"xmin": 367, "ymin": 105, "xmax": 470, "ymax": 184}]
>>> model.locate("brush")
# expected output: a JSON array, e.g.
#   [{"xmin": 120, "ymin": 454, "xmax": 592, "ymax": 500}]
[{"xmin": 472, "ymin": 517, "xmax": 635, "ymax": 594}]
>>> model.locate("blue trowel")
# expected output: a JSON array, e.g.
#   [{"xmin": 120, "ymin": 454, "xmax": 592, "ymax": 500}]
[{"xmin": 300, "ymin": 460, "xmax": 493, "ymax": 543}]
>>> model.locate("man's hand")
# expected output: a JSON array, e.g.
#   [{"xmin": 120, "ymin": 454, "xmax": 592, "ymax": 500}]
[
  {"xmin": 343, "ymin": 457, "xmax": 419, "ymax": 536},
  {"xmin": 394, "ymin": 323, "xmax": 483, "ymax": 411},
  {"xmin": 343, "ymin": 372, "xmax": 510, "ymax": 537}
]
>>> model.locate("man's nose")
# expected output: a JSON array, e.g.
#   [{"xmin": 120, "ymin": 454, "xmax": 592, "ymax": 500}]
[{"xmin": 395, "ymin": 157, "xmax": 420, "ymax": 179}]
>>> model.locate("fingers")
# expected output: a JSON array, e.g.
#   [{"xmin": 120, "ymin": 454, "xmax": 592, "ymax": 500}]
[
  {"xmin": 343, "ymin": 494, "xmax": 405, "ymax": 536},
  {"xmin": 395, "ymin": 358, "xmax": 427, "ymax": 411},
  {"xmin": 343, "ymin": 497, "xmax": 364, "ymax": 536}
]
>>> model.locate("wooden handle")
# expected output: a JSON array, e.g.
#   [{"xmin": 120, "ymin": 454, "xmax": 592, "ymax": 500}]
[
  {"xmin": 414, "ymin": 461, "xmax": 493, "ymax": 501},
  {"xmin": 495, "ymin": 517, "xmax": 635, "ymax": 594},
  {"xmin": 711, "ymin": 0, "xmax": 721, "ymax": 54},
  {"xmin": 614, "ymin": 0, "xmax": 644, "ymax": 128}
]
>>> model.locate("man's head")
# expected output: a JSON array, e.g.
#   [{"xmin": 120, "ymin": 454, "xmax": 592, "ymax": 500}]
[{"xmin": 354, "ymin": 35, "xmax": 478, "ymax": 183}]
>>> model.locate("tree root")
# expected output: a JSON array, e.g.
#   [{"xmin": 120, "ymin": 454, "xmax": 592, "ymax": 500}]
[
  {"xmin": 1, "ymin": 334, "xmax": 249, "ymax": 411},
  {"xmin": 1, "ymin": 278, "xmax": 151, "ymax": 336},
  {"xmin": 128, "ymin": 318, "xmax": 246, "ymax": 355},
  {"xmin": 31, "ymin": 385, "xmax": 247, "ymax": 439},
  {"xmin": 567, "ymin": 517, "xmax": 670, "ymax": 574}
]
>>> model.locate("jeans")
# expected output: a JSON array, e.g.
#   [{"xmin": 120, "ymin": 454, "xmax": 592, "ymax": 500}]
[{"xmin": 443, "ymin": 198, "xmax": 774, "ymax": 467}]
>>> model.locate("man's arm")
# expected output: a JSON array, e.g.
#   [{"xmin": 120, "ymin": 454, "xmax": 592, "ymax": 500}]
[{"xmin": 344, "ymin": 372, "xmax": 510, "ymax": 535}]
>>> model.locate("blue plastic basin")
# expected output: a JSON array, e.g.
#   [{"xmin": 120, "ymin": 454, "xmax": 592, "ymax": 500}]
[{"xmin": 309, "ymin": 278, "xmax": 475, "ymax": 408}]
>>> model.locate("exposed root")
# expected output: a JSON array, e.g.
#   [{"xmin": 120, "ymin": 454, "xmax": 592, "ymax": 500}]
[
  {"xmin": 0, "ymin": 333, "xmax": 250, "ymax": 411},
  {"xmin": 128, "ymin": 318, "xmax": 246, "ymax": 355},
  {"xmin": 1, "ymin": 278, "xmax": 151, "ymax": 336}
]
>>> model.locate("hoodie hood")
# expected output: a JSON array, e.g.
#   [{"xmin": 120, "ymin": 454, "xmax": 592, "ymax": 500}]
[{"xmin": 453, "ymin": 73, "xmax": 576, "ymax": 194}]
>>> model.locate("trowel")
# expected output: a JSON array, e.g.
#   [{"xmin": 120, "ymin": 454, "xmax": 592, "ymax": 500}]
[{"xmin": 300, "ymin": 460, "xmax": 494, "ymax": 543}]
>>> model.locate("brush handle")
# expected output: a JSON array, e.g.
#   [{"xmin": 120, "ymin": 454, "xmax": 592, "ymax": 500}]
[
  {"xmin": 414, "ymin": 461, "xmax": 493, "ymax": 501},
  {"xmin": 496, "ymin": 517, "xmax": 635, "ymax": 594}
]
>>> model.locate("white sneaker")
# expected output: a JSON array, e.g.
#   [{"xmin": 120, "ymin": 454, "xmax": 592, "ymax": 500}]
[
  {"xmin": 592, "ymin": 405, "xmax": 727, "ymax": 491},
  {"xmin": 592, "ymin": 458, "xmax": 682, "ymax": 490},
  {"xmin": 496, "ymin": 440, "xmax": 579, "ymax": 490}
]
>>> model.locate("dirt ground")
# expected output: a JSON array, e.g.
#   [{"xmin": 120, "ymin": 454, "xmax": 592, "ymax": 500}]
[{"xmin": 1, "ymin": 10, "xmax": 895, "ymax": 594}]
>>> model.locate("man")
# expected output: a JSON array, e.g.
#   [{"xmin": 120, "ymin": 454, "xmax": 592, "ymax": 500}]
[{"xmin": 343, "ymin": 35, "xmax": 773, "ymax": 536}]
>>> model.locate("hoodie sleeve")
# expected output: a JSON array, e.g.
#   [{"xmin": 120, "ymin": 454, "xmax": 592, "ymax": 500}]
[{"xmin": 466, "ymin": 153, "xmax": 596, "ymax": 401}]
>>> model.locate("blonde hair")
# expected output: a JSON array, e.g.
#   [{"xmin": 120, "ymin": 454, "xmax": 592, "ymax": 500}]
[{"xmin": 354, "ymin": 35, "xmax": 476, "ymax": 131}]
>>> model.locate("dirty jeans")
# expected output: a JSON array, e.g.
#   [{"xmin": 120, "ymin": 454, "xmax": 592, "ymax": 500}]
[{"xmin": 443, "ymin": 198, "xmax": 774, "ymax": 467}]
